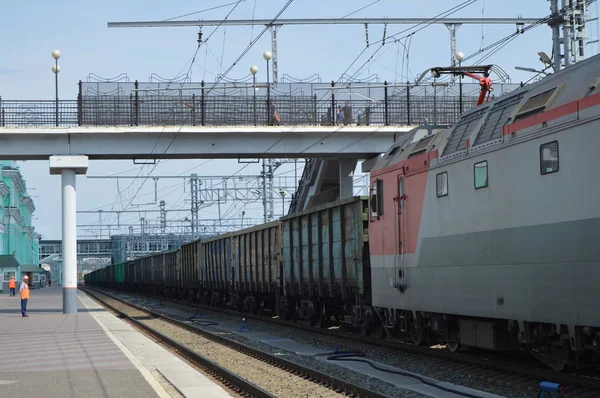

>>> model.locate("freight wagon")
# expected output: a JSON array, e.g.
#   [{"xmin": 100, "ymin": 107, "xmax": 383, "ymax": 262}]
[
  {"xmin": 280, "ymin": 196, "xmax": 372, "ymax": 331},
  {"xmin": 85, "ymin": 196, "xmax": 372, "ymax": 330}
]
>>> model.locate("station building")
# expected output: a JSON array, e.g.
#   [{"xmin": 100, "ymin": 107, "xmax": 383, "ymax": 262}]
[{"xmin": 0, "ymin": 161, "xmax": 42, "ymax": 292}]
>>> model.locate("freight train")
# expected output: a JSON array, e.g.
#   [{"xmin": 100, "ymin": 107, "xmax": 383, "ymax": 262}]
[
  {"xmin": 86, "ymin": 196, "xmax": 372, "ymax": 330},
  {"xmin": 86, "ymin": 52, "xmax": 600, "ymax": 372}
]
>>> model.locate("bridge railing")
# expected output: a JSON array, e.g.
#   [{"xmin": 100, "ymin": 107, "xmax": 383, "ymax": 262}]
[
  {"xmin": 1, "ymin": 82, "xmax": 504, "ymax": 128},
  {"xmin": 0, "ymin": 100, "xmax": 80, "ymax": 127}
]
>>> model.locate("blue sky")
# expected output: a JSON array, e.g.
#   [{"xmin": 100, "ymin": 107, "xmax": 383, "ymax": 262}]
[{"xmin": 1, "ymin": 0, "xmax": 598, "ymax": 240}]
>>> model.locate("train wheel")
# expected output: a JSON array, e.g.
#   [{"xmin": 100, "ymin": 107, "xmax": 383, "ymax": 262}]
[
  {"xmin": 258, "ymin": 298, "xmax": 265, "ymax": 316},
  {"xmin": 315, "ymin": 302, "xmax": 327, "ymax": 328},
  {"xmin": 408, "ymin": 313, "xmax": 427, "ymax": 346},
  {"xmin": 360, "ymin": 312, "xmax": 373, "ymax": 337},
  {"xmin": 315, "ymin": 315, "xmax": 326, "ymax": 329},
  {"xmin": 283, "ymin": 303, "xmax": 293, "ymax": 321},
  {"xmin": 447, "ymin": 329, "xmax": 461, "ymax": 353},
  {"xmin": 533, "ymin": 345, "xmax": 573, "ymax": 372},
  {"xmin": 411, "ymin": 328, "xmax": 426, "ymax": 346}
]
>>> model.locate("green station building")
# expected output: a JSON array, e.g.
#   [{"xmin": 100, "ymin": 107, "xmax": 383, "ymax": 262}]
[{"xmin": 0, "ymin": 161, "xmax": 42, "ymax": 292}]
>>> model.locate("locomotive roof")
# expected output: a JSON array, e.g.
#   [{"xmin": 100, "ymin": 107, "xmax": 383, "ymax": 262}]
[{"xmin": 372, "ymin": 52, "xmax": 600, "ymax": 172}]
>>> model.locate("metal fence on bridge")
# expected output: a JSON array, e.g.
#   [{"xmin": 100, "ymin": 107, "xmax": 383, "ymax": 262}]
[{"xmin": 0, "ymin": 79, "xmax": 520, "ymax": 128}]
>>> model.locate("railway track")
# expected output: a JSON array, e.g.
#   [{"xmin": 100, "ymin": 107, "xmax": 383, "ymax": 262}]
[
  {"xmin": 81, "ymin": 287, "xmax": 395, "ymax": 398},
  {"xmin": 88, "ymin": 286, "xmax": 600, "ymax": 398}
]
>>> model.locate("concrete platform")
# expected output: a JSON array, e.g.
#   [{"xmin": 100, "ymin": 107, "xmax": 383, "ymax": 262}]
[{"xmin": 0, "ymin": 286, "xmax": 232, "ymax": 398}]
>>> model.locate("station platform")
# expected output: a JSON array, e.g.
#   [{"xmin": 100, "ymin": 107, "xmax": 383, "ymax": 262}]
[{"xmin": 0, "ymin": 286, "xmax": 232, "ymax": 398}]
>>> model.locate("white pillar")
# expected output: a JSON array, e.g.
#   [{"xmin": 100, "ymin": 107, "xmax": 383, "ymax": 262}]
[
  {"xmin": 339, "ymin": 159, "xmax": 356, "ymax": 200},
  {"xmin": 61, "ymin": 169, "xmax": 77, "ymax": 313},
  {"xmin": 50, "ymin": 155, "xmax": 89, "ymax": 315}
]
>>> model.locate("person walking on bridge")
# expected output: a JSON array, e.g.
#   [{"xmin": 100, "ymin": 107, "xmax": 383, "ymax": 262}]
[
  {"xmin": 8, "ymin": 276, "xmax": 16, "ymax": 297},
  {"xmin": 20, "ymin": 276, "xmax": 30, "ymax": 317}
]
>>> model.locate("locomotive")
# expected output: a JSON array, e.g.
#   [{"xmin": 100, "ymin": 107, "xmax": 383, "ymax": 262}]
[{"xmin": 87, "ymin": 52, "xmax": 600, "ymax": 372}]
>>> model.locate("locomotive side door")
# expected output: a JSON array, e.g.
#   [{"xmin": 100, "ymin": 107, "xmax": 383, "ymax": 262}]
[{"xmin": 397, "ymin": 176, "xmax": 405, "ymax": 256}]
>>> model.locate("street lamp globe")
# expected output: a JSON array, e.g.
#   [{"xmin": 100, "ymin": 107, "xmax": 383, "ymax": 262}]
[
  {"xmin": 263, "ymin": 51, "xmax": 272, "ymax": 61},
  {"xmin": 250, "ymin": 65, "xmax": 259, "ymax": 75},
  {"xmin": 455, "ymin": 51, "xmax": 465, "ymax": 62},
  {"xmin": 279, "ymin": 189, "xmax": 286, "ymax": 197},
  {"xmin": 52, "ymin": 64, "xmax": 60, "ymax": 74},
  {"xmin": 52, "ymin": 49, "xmax": 61, "ymax": 60}
]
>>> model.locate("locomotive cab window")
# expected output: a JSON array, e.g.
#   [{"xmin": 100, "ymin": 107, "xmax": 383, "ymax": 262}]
[
  {"xmin": 474, "ymin": 161, "xmax": 488, "ymax": 189},
  {"xmin": 540, "ymin": 141, "xmax": 559, "ymax": 175},
  {"xmin": 370, "ymin": 179, "xmax": 384, "ymax": 218},
  {"xmin": 436, "ymin": 172, "xmax": 448, "ymax": 197}
]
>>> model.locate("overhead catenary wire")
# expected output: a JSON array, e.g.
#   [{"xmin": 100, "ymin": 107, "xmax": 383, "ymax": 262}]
[
  {"xmin": 341, "ymin": 0, "xmax": 381, "ymax": 19},
  {"xmin": 191, "ymin": 0, "xmax": 478, "ymax": 207},
  {"xmin": 163, "ymin": 0, "xmax": 249, "ymax": 22},
  {"xmin": 121, "ymin": 0, "xmax": 293, "ymax": 219},
  {"xmin": 242, "ymin": 2, "xmax": 479, "ymax": 168},
  {"xmin": 330, "ymin": 1, "xmax": 598, "ymax": 162},
  {"xmin": 118, "ymin": 0, "xmax": 247, "ymax": 213},
  {"xmin": 94, "ymin": 2, "xmax": 482, "ymax": 233},
  {"xmin": 463, "ymin": 0, "xmax": 598, "ymax": 63},
  {"xmin": 109, "ymin": 0, "xmax": 483, "ymax": 227},
  {"xmin": 288, "ymin": 1, "xmax": 478, "ymax": 158},
  {"xmin": 204, "ymin": 0, "xmax": 295, "ymax": 96},
  {"xmin": 92, "ymin": 0, "xmax": 551, "ymax": 237},
  {"xmin": 338, "ymin": 0, "xmax": 478, "ymax": 84},
  {"xmin": 108, "ymin": 1, "xmax": 297, "ymax": 234}
]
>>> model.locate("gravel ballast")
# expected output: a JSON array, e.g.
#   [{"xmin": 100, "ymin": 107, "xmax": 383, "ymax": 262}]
[
  {"xmin": 116, "ymin": 291, "xmax": 543, "ymax": 398},
  {"xmin": 91, "ymin": 291, "xmax": 372, "ymax": 398}
]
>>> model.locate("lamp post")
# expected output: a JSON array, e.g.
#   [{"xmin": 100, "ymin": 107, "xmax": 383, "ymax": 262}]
[
  {"xmin": 52, "ymin": 49, "xmax": 61, "ymax": 127},
  {"xmin": 250, "ymin": 65, "xmax": 259, "ymax": 126},
  {"xmin": 455, "ymin": 51, "xmax": 464, "ymax": 115},
  {"xmin": 263, "ymin": 51, "xmax": 272, "ymax": 124},
  {"xmin": 279, "ymin": 189, "xmax": 286, "ymax": 217}
]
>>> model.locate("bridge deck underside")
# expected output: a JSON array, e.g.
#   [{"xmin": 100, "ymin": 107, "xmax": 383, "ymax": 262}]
[{"xmin": 0, "ymin": 127, "xmax": 408, "ymax": 160}]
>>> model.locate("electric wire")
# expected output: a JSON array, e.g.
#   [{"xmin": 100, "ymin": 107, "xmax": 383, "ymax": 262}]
[
  {"xmin": 341, "ymin": 0, "xmax": 381, "ymax": 19},
  {"xmin": 94, "ymin": 0, "xmax": 556, "ymax": 236},
  {"xmin": 163, "ymin": 0, "xmax": 249, "ymax": 21},
  {"xmin": 219, "ymin": 2, "xmax": 474, "ymax": 166},
  {"xmin": 117, "ymin": 0, "xmax": 246, "ymax": 214},
  {"xmin": 463, "ymin": 0, "xmax": 597, "ymax": 64},
  {"xmin": 118, "ymin": 0, "xmax": 290, "ymax": 223},
  {"xmin": 287, "ymin": 1, "xmax": 477, "ymax": 159},
  {"xmin": 129, "ymin": 0, "xmax": 474, "ymax": 232},
  {"xmin": 303, "ymin": 0, "xmax": 596, "ymax": 158},
  {"xmin": 204, "ymin": 0, "xmax": 295, "ymax": 96}
]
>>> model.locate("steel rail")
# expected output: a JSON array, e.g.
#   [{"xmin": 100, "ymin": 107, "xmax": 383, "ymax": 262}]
[
  {"xmin": 98, "ymin": 286, "xmax": 600, "ymax": 394},
  {"xmin": 82, "ymin": 287, "xmax": 391, "ymax": 398},
  {"xmin": 83, "ymin": 288, "xmax": 275, "ymax": 398}
]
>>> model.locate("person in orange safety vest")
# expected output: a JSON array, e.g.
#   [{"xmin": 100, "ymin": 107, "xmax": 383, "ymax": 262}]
[
  {"xmin": 8, "ymin": 276, "xmax": 16, "ymax": 297},
  {"xmin": 20, "ymin": 276, "xmax": 30, "ymax": 317}
]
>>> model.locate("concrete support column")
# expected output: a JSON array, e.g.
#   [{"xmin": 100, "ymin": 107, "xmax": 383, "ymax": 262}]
[
  {"xmin": 339, "ymin": 159, "xmax": 355, "ymax": 200},
  {"xmin": 50, "ymin": 155, "xmax": 89, "ymax": 314},
  {"xmin": 61, "ymin": 169, "xmax": 77, "ymax": 313}
]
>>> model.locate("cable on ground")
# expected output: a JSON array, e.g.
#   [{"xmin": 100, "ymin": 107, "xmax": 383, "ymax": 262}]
[{"xmin": 325, "ymin": 352, "xmax": 488, "ymax": 398}]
